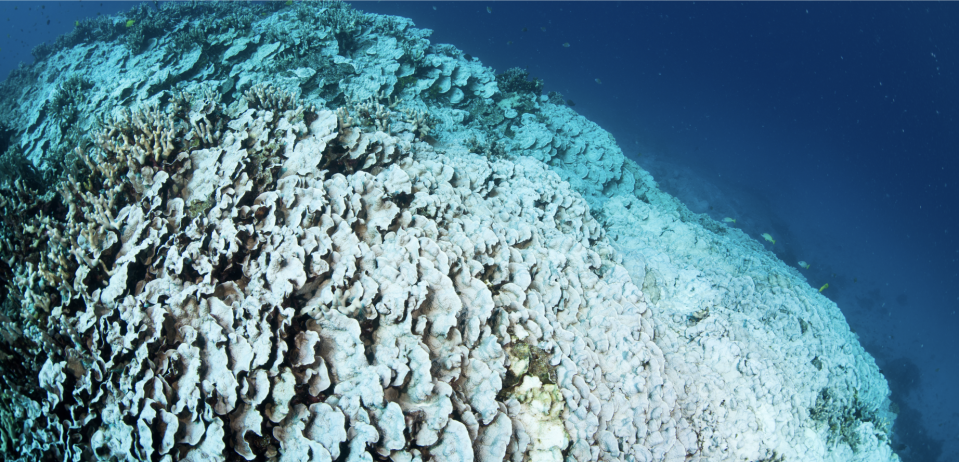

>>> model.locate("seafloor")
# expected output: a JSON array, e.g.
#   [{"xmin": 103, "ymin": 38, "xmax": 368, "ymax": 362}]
[{"xmin": 0, "ymin": 2, "xmax": 898, "ymax": 461}]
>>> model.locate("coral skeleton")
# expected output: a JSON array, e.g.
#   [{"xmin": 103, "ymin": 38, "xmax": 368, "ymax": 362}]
[{"xmin": 0, "ymin": 2, "xmax": 897, "ymax": 462}]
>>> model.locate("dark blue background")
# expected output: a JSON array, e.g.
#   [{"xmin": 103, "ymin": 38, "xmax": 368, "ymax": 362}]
[{"xmin": 2, "ymin": 2, "xmax": 956, "ymax": 461}]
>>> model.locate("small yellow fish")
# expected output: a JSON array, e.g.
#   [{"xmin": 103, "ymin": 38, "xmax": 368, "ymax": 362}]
[
  {"xmin": 818, "ymin": 283, "xmax": 829, "ymax": 293},
  {"xmin": 761, "ymin": 233, "xmax": 775, "ymax": 244},
  {"xmin": 562, "ymin": 42, "xmax": 570, "ymax": 47},
  {"xmin": 798, "ymin": 261, "xmax": 811, "ymax": 269},
  {"xmin": 125, "ymin": 19, "xmax": 135, "ymax": 28},
  {"xmin": 723, "ymin": 217, "xmax": 736, "ymax": 224},
  {"xmin": 286, "ymin": 0, "xmax": 293, "ymax": 5},
  {"xmin": 595, "ymin": 78, "xmax": 602, "ymax": 84},
  {"xmin": 541, "ymin": 26, "xmax": 547, "ymax": 32},
  {"xmin": 487, "ymin": 6, "xmax": 492, "ymax": 13},
  {"xmin": 75, "ymin": 20, "xmax": 80, "ymax": 27},
  {"xmin": 506, "ymin": 41, "xmax": 513, "ymax": 45}
]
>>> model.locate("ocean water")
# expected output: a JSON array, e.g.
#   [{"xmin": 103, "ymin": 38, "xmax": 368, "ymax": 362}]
[
  {"xmin": 358, "ymin": 3, "xmax": 955, "ymax": 461},
  {"xmin": 0, "ymin": 2, "xmax": 955, "ymax": 461}
]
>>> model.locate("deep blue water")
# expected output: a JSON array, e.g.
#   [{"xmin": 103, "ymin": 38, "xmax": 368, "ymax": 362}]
[{"xmin": 2, "ymin": 2, "xmax": 956, "ymax": 461}]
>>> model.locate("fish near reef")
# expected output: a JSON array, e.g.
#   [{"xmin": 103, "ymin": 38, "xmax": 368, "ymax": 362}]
[{"xmin": 761, "ymin": 233, "xmax": 775, "ymax": 244}]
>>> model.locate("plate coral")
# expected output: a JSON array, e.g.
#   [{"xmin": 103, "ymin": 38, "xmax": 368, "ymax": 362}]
[{"xmin": 0, "ymin": 2, "xmax": 897, "ymax": 461}]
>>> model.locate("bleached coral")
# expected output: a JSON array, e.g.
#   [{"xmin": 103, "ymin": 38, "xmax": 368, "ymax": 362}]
[
  {"xmin": 0, "ymin": 2, "xmax": 899, "ymax": 461},
  {"xmin": 0, "ymin": 87, "xmax": 676, "ymax": 461}
]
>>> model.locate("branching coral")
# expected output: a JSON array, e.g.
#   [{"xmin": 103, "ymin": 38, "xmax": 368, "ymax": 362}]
[
  {"xmin": 0, "ymin": 83, "xmax": 670, "ymax": 462},
  {"xmin": 0, "ymin": 3, "xmax": 900, "ymax": 462}
]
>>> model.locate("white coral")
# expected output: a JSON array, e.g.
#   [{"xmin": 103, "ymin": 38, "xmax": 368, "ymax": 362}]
[
  {"xmin": 0, "ymin": 5, "xmax": 897, "ymax": 462},
  {"xmin": 32, "ymin": 97, "xmax": 683, "ymax": 461}
]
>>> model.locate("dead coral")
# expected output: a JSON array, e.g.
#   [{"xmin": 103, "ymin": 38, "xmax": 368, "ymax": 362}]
[
  {"xmin": 401, "ymin": 107, "xmax": 433, "ymax": 140},
  {"xmin": 244, "ymin": 83, "xmax": 300, "ymax": 114},
  {"xmin": 1, "ymin": 80, "xmax": 652, "ymax": 462},
  {"xmin": 95, "ymin": 104, "xmax": 181, "ymax": 173}
]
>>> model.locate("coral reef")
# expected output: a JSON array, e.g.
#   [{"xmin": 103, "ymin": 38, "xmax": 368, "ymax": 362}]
[
  {"xmin": 0, "ymin": 86, "xmax": 664, "ymax": 462},
  {"xmin": 0, "ymin": 2, "xmax": 898, "ymax": 461}
]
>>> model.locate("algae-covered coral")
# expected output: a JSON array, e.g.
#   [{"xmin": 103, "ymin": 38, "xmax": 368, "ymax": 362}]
[{"xmin": 0, "ymin": 2, "xmax": 898, "ymax": 461}]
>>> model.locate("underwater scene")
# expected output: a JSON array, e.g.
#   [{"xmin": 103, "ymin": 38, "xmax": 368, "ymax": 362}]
[{"xmin": 0, "ymin": 1, "xmax": 955, "ymax": 461}]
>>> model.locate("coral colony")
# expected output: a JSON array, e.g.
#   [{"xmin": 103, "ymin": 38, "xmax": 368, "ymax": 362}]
[{"xmin": 0, "ymin": 2, "xmax": 897, "ymax": 461}]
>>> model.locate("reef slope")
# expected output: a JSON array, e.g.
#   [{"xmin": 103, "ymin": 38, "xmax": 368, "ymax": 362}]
[{"xmin": 0, "ymin": 3, "xmax": 897, "ymax": 461}]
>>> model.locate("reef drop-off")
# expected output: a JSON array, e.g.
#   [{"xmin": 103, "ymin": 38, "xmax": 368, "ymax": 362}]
[{"xmin": 0, "ymin": 2, "xmax": 898, "ymax": 461}]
